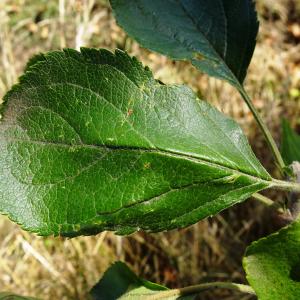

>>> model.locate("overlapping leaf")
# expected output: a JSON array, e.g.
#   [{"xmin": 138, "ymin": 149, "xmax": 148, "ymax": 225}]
[
  {"xmin": 281, "ymin": 119, "xmax": 300, "ymax": 165},
  {"xmin": 110, "ymin": 0, "xmax": 259, "ymax": 87},
  {"xmin": 90, "ymin": 261, "xmax": 195, "ymax": 300},
  {"xmin": 244, "ymin": 218, "xmax": 300, "ymax": 300},
  {"xmin": 0, "ymin": 48, "xmax": 271, "ymax": 236}
]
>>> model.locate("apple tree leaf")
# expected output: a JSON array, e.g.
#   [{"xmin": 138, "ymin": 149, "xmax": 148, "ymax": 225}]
[
  {"xmin": 243, "ymin": 218, "xmax": 300, "ymax": 300},
  {"xmin": 110, "ymin": 0, "xmax": 259, "ymax": 87},
  {"xmin": 281, "ymin": 119, "xmax": 300, "ymax": 165},
  {"xmin": 90, "ymin": 261, "xmax": 195, "ymax": 300},
  {"xmin": 0, "ymin": 48, "xmax": 271, "ymax": 237}
]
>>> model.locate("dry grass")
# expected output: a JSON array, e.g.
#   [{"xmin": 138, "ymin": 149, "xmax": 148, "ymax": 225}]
[{"xmin": 0, "ymin": 0, "xmax": 300, "ymax": 299}]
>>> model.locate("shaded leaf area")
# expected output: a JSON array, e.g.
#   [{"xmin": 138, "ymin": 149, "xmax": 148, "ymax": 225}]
[
  {"xmin": 110, "ymin": 0, "xmax": 258, "ymax": 87},
  {"xmin": 90, "ymin": 261, "xmax": 195, "ymax": 300},
  {"xmin": 281, "ymin": 119, "xmax": 300, "ymax": 165},
  {"xmin": 0, "ymin": 48, "xmax": 271, "ymax": 236},
  {"xmin": 0, "ymin": 292, "xmax": 38, "ymax": 300},
  {"xmin": 90, "ymin": 261, "xmax": 167, "ymax": 299},
  {"xmin": 243, "ymin": 218, "xmax": 300, "ymax": 300}
]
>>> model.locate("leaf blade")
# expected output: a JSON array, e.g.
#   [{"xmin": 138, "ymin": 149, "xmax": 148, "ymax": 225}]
[
  {"xmin": 0, "ymin": 48, "xmax": 271, "ymax": 236},
  {"xmin": 281, "ymin": 119, "xmax": 300, "ymax": 165},
  {"xmin": 243, "ymin": 218, "xmax": 300, "ymax": 300},
  {"xmin": 90, "ymin": 261, "xmax": 195, "ymax": 300},
  {"xmin": 110, "ymin": 0, "xmax": 259, "ymax": 86}
]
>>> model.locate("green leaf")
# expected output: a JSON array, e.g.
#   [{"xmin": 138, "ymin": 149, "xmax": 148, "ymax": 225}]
[
  {"xmin": 0, "ymin": 292, "xmax": 38, "ymax": 300},
  {"xmin": 90, "ymin": 261, "xmax": 167, "ymax": 299},
  {"xmin": 90, "ymin": 261, "xmax": 195, "ymax": 300},
  {"xmin": 243, "ymin": 219, "xmax": 300, "ymax": 300},
  {"xmin": 110, "ymin": 0, "xmax": 258, "ymax": 87},
  {"xmin": 0, "ymin": 48, "xmax": 271, "ymax": 236},
  {"xmin": 281, "ymin": 119, "xmax": 300, "ymax": 165}
]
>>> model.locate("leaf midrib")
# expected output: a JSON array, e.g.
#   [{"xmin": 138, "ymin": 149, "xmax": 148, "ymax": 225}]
[
  {"xmin": 2, "ymin": 136, "xmax": 272, "ymax": 184},
  {"xmin": 18, "ymin": 79, "xmax": 260, "ymax": 178},
  {"xmin": 95, "ymin": 180, "xmax": 263, "ymax": 218},
  {"xmin": 62, "ymin": 80, "xmax": 238, "ymax": 169},
  {"xmin": 31, "ymin": 53, "xmax": 243, "ymax": 172}
]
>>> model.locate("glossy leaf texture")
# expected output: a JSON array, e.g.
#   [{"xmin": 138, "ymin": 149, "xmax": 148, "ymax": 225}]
[
  {"xmin": 281, "ymin": 119, "xmax": 300, "ymax": 165},
  {"xmin": 90, "ymin": 261, "xmax": 195, "ymax": 300},
  {"xmin": 110, "ymin": 0, "xmax": 259, "ymax": 87},
  {"xmin": 0, "ymin": 48, "xmax": 272, "ymax": 237},
  {"xmin": 243, "ymin": 218, "xmax": 300, "ymax": 300}
]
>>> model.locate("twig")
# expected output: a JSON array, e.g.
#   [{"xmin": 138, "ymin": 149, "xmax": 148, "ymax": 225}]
[{"xmin": 145, "ymin": 282, "xmax": 255, "ymax": 299}]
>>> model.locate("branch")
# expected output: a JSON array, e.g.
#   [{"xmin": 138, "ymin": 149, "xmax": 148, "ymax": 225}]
[{"xmin": 145, "ymin": 282, "xmax": 255, "ymax": 299}]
